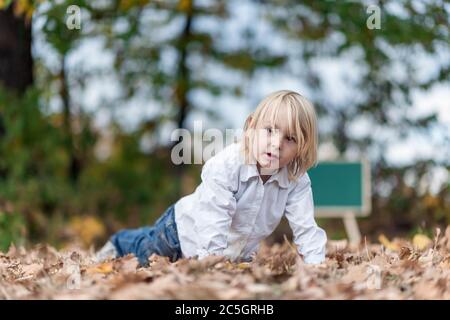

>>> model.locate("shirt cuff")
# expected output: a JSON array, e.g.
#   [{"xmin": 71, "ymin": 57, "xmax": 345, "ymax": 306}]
[{"xmin": 303, "ymin": 253, "xmax": 325, "ymax": 264}]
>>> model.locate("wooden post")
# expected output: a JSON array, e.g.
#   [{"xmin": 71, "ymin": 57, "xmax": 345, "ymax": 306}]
[{"xmin": 343, "ymin": 211, "xmax": 361, "ymax": 245}]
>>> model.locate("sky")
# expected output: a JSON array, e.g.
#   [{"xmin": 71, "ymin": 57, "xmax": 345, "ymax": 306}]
[{"xmin": 32, "ymin": 0, "xmax": 450, "ymax": 192}]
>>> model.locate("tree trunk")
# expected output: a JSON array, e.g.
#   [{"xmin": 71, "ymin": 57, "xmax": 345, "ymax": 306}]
[
  {"xmin": 0, "ymin": 6, "xmax": 33, "ymax": 178},
  {"xmin": 172, "ymin": 8, "xmax": 193, "ymax": 198},
  {"xmin": 335, "ymin": 110, "xmax": 350, "ymax": 156},
  {"xmin": 59, "ymin": 54, "xmax": 81, "ymax": 183},
  {"xmin": 0, "ymin": 6, "xmax": 33, "ymax": 92}
]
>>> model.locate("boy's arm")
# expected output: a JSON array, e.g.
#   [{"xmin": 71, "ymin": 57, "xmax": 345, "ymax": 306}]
[
  {"xmin": 194, "ymin": 156, "xmax": 237, "ymax": 259},
  {"xmin": 284, "ymin": 174, "xmax": 327, "ymax": 264}
]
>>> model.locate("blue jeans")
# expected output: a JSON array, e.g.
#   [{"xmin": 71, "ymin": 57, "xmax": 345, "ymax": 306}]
[{"xmin": 110, "ymin": 204, "xmax": 182, "ymax": 266}]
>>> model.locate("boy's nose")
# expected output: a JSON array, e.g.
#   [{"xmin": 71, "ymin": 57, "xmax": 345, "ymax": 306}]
[{"xmin": 269, "ymin": 131, "xmax": 283, "ymax": 150}]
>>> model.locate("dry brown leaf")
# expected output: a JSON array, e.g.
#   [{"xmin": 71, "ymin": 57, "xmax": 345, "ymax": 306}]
[
  {"xmin": 1, "ymin": 230, "xmax": 450, "ymax": 299},
  {"xmin": 412, "ymin": 234, "xmax": 433, "ymax": 250},
  {"xmin": 378, "ymin": 234, "xmax": 400, "ymax": 251},
  {"xmin": 86, "ymin": 262, "xmax": 114, "ymax": 274}
]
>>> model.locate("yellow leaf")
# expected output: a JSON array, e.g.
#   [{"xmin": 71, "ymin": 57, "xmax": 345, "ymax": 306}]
[
  {"xmin": 423, "ymin": 194, "xmax": 439, "ymax": 209},
  {"xmin": 119, "ymin": 0, "xmax": 133, "ymax": 11},
  {"xmin": 26, "ymin": 6, "xmax": 34, "ymax": 21},
  {"xmin": 225, "ymin": 261, "xmax": 234, "ymax": 270},
  {"xmin": 177, "ymin": 0, "xmax": 192, "ymax": 12},
  {"xmin": 237, "ymin": 262, "xmax": 251, "ymax": 270},
  {"xmin": 378, "ymin": 234, "xmax": 400, "ymax": 251},
  {"xmin": 119, "ymin": 0, "xmax": 150, "ymax": 11},
  {"xmin": 13, "ymin": 0, "xmax": 32, "ymax": 17},
  {"xmin": 69, "ymin": 216, "xmax": 106, "ymax": 247},
  {"xmin": 412, "ymin": 234, "xmax": 432, "ymax": 250},
  {"xmin": 86, "ymin": 262, "xmax": 114, "ymax": 274}
]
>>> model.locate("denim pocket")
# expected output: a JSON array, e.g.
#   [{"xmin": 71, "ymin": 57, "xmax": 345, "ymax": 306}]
[
  {"xmin": 165, "ymin": 219, "xmax": 182, "ymax": 258},
  {"xmin": 137, "ymin": 204, "xmax": 181, "ymax": 263},
  {"xmin": 165, "ymin": 219, "xmax": 178, "ymax": 244}
]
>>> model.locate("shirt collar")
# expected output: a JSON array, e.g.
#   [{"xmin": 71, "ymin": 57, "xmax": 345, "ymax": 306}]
[{"xmin": 240, "ymin": 164, "xmax": 290, "ymax": 189}]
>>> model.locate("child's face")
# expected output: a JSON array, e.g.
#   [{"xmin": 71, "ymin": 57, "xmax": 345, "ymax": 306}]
[{"xmin": 252, "ymin": 113, "xmax": 298, "ymax": 175}]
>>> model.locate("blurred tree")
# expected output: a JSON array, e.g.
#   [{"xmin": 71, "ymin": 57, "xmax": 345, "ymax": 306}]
[
  {"xmin": 0, "ymin": 4, "xmax": 33, "ymax": 92},
  {"xmin": 84, "ymin": 0, "xmax": 287, "ymax": 197},
  {"xmin": 262, "ymin": 0, "xmax": 450, "ymax": 235},
  {"xmin": 0, "ymin": 0, "xmax": 88, "ymax": 183},
  {"xmin": 39, "ymin": 0, "xmax": 88, "ymax": 183},
  {"xmin": 1, "ymin": 0, "xmax": 288, "ymax": 246},
  {"xmin": 0, "ymin": 1, "xmax": 35, "ymax": 249},
  {"xmin": 0, "ymin": 2, "xmax": 33, "ymax": 179},
  {"xmin": 0, "ymin": 0, "xmax": 448, "ymax": 250}
]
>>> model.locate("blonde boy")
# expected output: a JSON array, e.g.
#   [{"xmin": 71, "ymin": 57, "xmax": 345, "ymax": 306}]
[{"xmin": 96, "ymin": 90, "xmax": 327, "ymax": 265}]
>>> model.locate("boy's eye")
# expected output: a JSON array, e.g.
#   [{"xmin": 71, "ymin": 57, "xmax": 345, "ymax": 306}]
[
  {"xmin": 265, "ymin": 127, "xmax": 273, "ymax": 134},
  {"xmin": 287, "ymin": 136, "xmax": 296, "ymax": 142}
]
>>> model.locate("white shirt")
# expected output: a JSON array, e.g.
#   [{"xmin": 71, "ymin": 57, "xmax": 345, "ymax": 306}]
[{"xmin": 174, "ymin": 142, "xmax": 327, "ymax": 264}]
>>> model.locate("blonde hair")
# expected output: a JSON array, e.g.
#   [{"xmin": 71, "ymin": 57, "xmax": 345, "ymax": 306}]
[{"xmin": 240, "ymin": 90, "xmax": 318, "ymax": 181}]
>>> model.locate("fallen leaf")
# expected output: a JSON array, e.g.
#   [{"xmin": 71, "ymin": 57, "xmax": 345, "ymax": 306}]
[
  {"xmin": 1, "ymin": 230, "xmax": 450, "ymax": 299},
  {"xmin": 412, "ymin": 234, "xmax": 432, "ymax": 250},
  {"xmin": 237, "ymin": 262, "xmax": 251, "ymax": 270},
  {"xmin": 86, "ymin": 262, "xmax": 114, "ymax": 274},
  {"xmin": 378, "ymin": 234, "xmax": 400, "ymax": 251}
]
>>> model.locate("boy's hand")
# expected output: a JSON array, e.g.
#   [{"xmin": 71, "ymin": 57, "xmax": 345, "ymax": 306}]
[{"xmin": 306, "ymin": 262, "xmax": 328, "ymax": 270}]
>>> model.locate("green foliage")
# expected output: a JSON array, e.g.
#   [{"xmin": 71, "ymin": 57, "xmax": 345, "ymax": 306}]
[
  {"xmin": 0, "ymin": 87, "xmax": 182, "ymax": 247},
  {"xmin": 0, "ymin": 210, "xmax": 26, "ymax": 252},
  {"xmin": 0, "ymin": 0, "xmax": 448, "ymax": 247},
  {"xmin": 261, "ymin": 0, "xmax": 450, "ymax": 235},
  {"xmin": 40, "ymin": 0, "xmax": 87, "ymax": 54}
]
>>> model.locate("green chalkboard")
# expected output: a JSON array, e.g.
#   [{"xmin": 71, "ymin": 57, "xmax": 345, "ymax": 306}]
[{"xmin": 307, "ymin": 161, "xmax": 370, "ymax": 215}]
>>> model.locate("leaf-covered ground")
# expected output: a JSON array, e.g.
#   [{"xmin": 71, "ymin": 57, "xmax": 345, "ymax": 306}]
[{"xmin": 1, "ymin": 227, "xmax": 450, "ymax": 300}]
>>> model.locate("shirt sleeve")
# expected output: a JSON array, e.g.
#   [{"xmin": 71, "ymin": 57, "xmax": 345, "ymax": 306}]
[
  {"xmin": 284, "ymin": 173, "xmax": 327, "ymax": 264},
  {"xmin": 194, "ymin": 155, "xmax": 237, "ymax": 259}
]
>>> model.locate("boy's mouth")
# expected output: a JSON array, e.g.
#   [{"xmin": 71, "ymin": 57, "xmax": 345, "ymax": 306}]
[{"xmin": 265, "ymin": 152, "xmax": 279, "ymax": 160}]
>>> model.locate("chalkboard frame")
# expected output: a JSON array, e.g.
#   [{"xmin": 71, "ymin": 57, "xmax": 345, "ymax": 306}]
[{"xmin": 309, "ymin": 158, "xmax": 372, "ymax": 218}]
